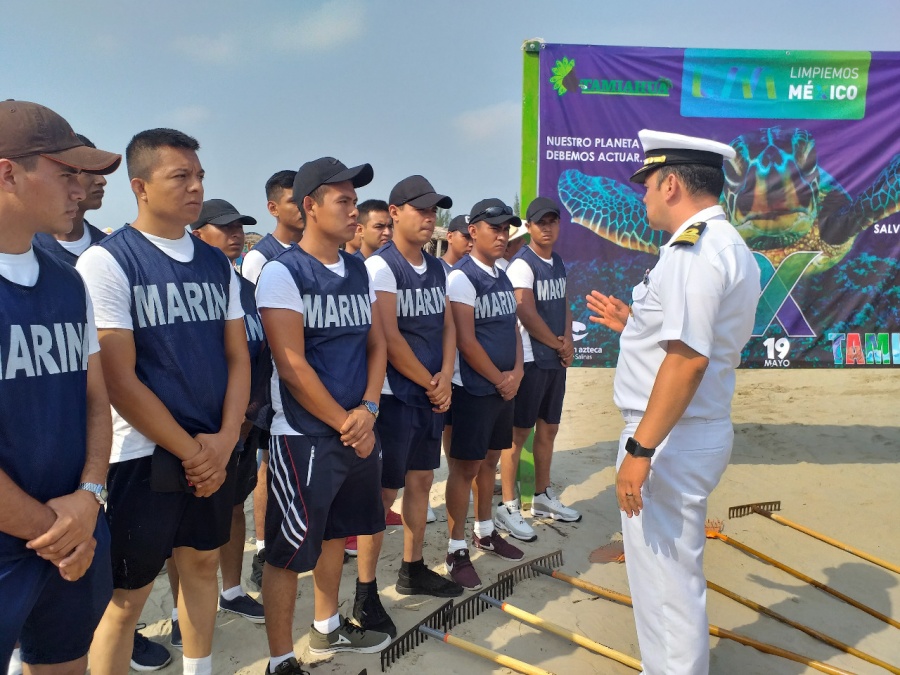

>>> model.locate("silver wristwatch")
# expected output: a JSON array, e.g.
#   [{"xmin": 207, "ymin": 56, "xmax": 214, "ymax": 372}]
[{"xmin": 78, "ymin": 482, "xmax": 109, "ymax": 506}]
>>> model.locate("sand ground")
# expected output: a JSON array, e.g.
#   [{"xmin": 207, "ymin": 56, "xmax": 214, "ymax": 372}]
[{"xmin": 134, "ymin": 368, "xmax": 900, "ymax": 675}]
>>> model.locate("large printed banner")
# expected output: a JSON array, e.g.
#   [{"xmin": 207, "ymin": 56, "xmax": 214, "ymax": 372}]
[{"xmin": 536, "ymin": 44, "xmax": 900, "ymax": 367}]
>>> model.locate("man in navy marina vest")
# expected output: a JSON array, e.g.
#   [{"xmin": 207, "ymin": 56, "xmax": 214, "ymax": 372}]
[
  {"xmin": 496, "ymin": 197, "xmax": 579, "ymax": 544},
  {"xmin": 0, "ymin": 100, "xmax": 120, "ymax": 675},
  {"xmin": 78, "ymin": 129, "xmax": 250, "ymax": 675},
  {"xmin": 356, "ymin": 175, "xmax": 463, "ymax": 635},
  {"xmin": 441, "ymin": 214, "xmax": 472, "ymax": 272},
  {"xmin": 256, "ymin": 157, "xmax": 390, "ymax": 675},
  {"xmin": 32, "ymin": 133, "xmax": 109, "ymax": 265},
  {"xmin": 156, "ymin": 199, "xmax": 265, "ymax": 632},
  {"xmin": 240, "ymin": 170, "xmax": 302, "ymax": 285},
  {"xmin": 241, "ymin": 170, "xmax": 302, "ymax": 592},
  {"xmin": 444, "ymin": 198, "xmax": 526, "ymax": 591},
  {"xmin": 355, "ymin": 199, "xmax": 393, "ymax": 260}
]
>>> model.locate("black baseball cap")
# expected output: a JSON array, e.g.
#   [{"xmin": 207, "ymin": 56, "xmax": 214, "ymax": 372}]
[
  {"xmin": 526, "ymin": 197, "xmax": 560, "ymax": 223},
  {"xmin": 0, "ymin": 100, "xmax": 121, "ymax": 174},
  {"xmin": 190, "ymin": 199, "xmax": 257, "ymax": 230},
  {"xmin": 389, "ymin": 175, "xmax": 452, "ymax": 209},
  {"xmin": 447, "ymin": 214, "xmax": 469, "ymax": 234},
  {"xmin": 468, "ymin": 198, "xmax": 521, "ymax": 227},
  {"xmin": 292, "ymin": 156, "xmax": 373, "ymax": 201}
]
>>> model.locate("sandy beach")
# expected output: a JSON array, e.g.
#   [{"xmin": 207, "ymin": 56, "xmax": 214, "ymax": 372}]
[{"xmin": 134, "ymin": 368, "xmax": 900, "ymax": 675}]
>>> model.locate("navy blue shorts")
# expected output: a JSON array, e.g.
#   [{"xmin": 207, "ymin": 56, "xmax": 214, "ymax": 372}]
[
  {"xmin": 449, "ymin": 386, "xmax": 514, "ymax": 460},
  {"xmin": 266, "ymin": 433, "xmax": 385, "ymax": 573},
  {"xmin": 0, "ymin": 518, "xmax": 112, "ymax": 668},
  {"xmin": 235, "ymin": 428, "xmax": 264, "ymax": 505},
  {"xmin": 106, "ymin": 452, "xmax": 237, "ymax": 590},
  {"xmin": 514, "ymin": 363, "xmax": 567, "ymax": 428},
  {"xmin": 377, "ymin": 395, "xmax": 442, "ymax": 490}
]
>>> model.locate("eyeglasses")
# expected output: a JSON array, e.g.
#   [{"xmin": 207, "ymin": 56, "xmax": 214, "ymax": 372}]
[{"xmin": 470, "ymin": 205, "xmax": 513, "ymax": 223}]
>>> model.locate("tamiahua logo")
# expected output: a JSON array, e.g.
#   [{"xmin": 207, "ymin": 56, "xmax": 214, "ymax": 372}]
[{"xmin": 550, "ymin": 56, "xmax": 672, "ymax": 97}]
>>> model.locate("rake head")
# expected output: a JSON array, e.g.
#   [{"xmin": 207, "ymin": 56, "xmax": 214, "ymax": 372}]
[
  {"xmin": 448, "ymin": 575, "xmax": 516, "ymax": 629},
  {"xmin": 498, "ymin": 549, "xmax": 565, "ymax": 587},
  {"xmin": 379, "ymin": 599, "xmax": 454, "ymax": 672},
  {"xmin": 728, "ymin": 501, "xmax": 782, "ymax": 519}
]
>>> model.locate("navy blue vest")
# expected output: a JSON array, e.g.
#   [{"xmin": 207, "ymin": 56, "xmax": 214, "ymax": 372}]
[
  {"xmin": 353, "ymin": 249, "xmax": 365, "ymax": 261},
  {"xmin": 376, "ymin": 243, "xmax": 445, "ymax": 407},
  {"xmin": 440, "ymin": 258, "xmax": 452, "ymax": 273},
  {"xmin": 456, "ymin": 256, "xmax": 518, "ymax": 396},
  {"xmin": 33, "ymin": 221, "xmax": 107, "ymax": 267},
  {"xmin": 101, "ymin": 226, "xmax": 232, "ymax": 437},
  {"xmin": 511, "ymin": 246, "xmax": 568, "ymax": 369},
  {"xmin": 275, "ymin": 247, "xmax": 371, "ymax": 435},
  {"xmin": 252, "ymin": 233, "xmax": 290, "ymax": 262},
  {"xmin": 0, "ymin": 249, "xmax": 89, "ymax": 560},
  {"xmin": 239, "ymin": 276, "xmax": 264, "ymax": 364}
]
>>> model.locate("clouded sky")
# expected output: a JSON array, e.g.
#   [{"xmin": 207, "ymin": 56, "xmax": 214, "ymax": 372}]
[{"xmin": 6, "ymin": 0, "xmax": 896, "ymax": 233}]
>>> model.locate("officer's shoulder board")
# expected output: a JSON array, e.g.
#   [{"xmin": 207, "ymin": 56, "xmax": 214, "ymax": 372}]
[{"xmin": 670, "ymin": 222, "xmax": 706, "ymax": 247}]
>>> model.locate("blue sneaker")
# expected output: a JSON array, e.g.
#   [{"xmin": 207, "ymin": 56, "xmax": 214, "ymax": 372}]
[
  {"xmin": 219, "ymin": 593, "xmax": 265, "ymax": 623},
  {"xmin": 130, "ymin": 626, "xmax": 171, "ymax": 671}
]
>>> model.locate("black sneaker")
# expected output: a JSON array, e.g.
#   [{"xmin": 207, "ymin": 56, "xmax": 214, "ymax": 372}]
[
  {"xmin": 170, "ymin": 619, "xmax": 182, "ymax": 649},
  {"xmin": 130, "ymin": 626, "xmax": 171, "ymax": 671},
  {"xmin": 264, "ymin": 656, "xmax": 309, "ymax": 675},
  {"xmin": 250, "ymin": 548, "xmax": 265, "ymax": 591},
  {"xmin": 396, "ymin": 565, "xmax": 463, "ymax": 598},
  {"xmin": 351, "ymin": 589, "xmax": 397, "ymax": 638}
]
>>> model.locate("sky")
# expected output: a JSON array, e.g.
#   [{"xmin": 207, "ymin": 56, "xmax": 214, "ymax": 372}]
[{"xmin": 4, "ymin": 0, "xmax": 897, "ymax": 235}]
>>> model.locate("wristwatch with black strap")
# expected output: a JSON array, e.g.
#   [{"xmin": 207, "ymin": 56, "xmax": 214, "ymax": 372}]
[
  {"xmin": 625, "ymin": 437, "xmax": 656, "ymax": 459},
  {"xmin": 361, "ymin": 399, "xmax": 379, "ymax": 420}
]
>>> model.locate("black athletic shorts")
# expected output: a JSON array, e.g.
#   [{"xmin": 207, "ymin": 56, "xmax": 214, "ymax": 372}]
[
  {"xmin": 106, "ymin": 451, "xmax": 238, "ymax": 589},
  {"xmin": 234, "ymin": 427, "xmax": 264, "ymax": 505},
  {"xmin": 449, "ymin": 385, "xmax": 514, "ymax": 460},
  {"xmin": 0, "ymin": 518, "xmax": 111, "ymax": 668},
  {"xmin": 513, "ymin": 363, "xmax": 567, "ymax": 428},
  {"xmin": 266, "ymin": 433, "xmax": 385, "ymax": 573},
  {"xmin": 377, "ymin": 395, "xmax": 442, "ymax": 490}
]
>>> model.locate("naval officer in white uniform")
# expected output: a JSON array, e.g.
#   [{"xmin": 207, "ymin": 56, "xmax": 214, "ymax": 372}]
[{"xmin": 587, "ymin": 130, "xmax": 760, "ymax": 675}]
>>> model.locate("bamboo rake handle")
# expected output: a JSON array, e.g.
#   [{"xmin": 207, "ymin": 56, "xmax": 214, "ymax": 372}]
[{"xmin": 418, "ymin": 625, "xmax": 556, "ymax": 675}]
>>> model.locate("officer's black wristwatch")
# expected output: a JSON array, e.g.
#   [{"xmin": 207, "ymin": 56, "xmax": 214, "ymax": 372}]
[{"xmin": 625, "ymin": 437, "xmax": 656, "ymax": 459}]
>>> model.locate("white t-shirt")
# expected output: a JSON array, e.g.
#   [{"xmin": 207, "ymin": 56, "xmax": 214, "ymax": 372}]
[
  {"xmin": 0, "ymin": 247, "xmax": 99, "ymax": 354},
  {"xmin": 77, "ymin": 230, "xmax": 244, "ymax": 462},
  {"xmin": 241, "ymin": 236, "xmax": 291, "ymax": 285},
  {"xmin": 505, "ymin": 251, "xmax": 554, "ymax": 364},
  {"xmin": 496, "ymin": 257, "xmax": 510, "ymax": 272},
  {"xmin": 256, "ymin": 255, "xmax": 378, "ymax": 436},
  {"xmin": 614, "ymin": 205, "xmax": 761, "ymax": 420},
  {"xmin": 365, "ymin": 254, "xmax": 448, "ymax": 396},
  {"xmin": 57, "ymin": 226, "xmax": 94, "ymax": 258},
  {"xmin": 446, "ymin": 255, "xmax": 499, "ymax": 385}
]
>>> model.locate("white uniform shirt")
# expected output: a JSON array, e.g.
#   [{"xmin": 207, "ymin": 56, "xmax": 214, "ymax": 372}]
[
  {"xmin": 505, "ymin": 250, "xmax": 556, "ymax": 364},
  {"xmin": 365, "ymin": 254, "xmax": 448, "ymax": 397},
  {"xmin": 256, "ymin": 255, "xmax": 377, "ymax": 436},
  {"xmin": 240, "ymin": 236, "xmax": 291, "ymax": 284},
  {"xmin": 77, "ymin": 230, "xmax": 244, "ymax": 462},
  {"xmin": 614, "ymin": 205, "xmax": 760, "ymax": 420}
]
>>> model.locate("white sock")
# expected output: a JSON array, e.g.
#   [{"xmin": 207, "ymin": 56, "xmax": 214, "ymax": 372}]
[
  {"xmin": 269, "ymin": 653, "xmax": 294, "ymax": 672},
  {"xmin": 474, "ymin": 519, "xmax": 494, "ymax": 539},
  {"xmin": 256, "ymin": 539, "xmax": 265, "ymax": 553},
  {"xmin": 503, "ymin": 499, "xmax": 520, "ymax": 511},
  {"xmin": 8, "ymin": 648, "xmax": 21, "ymax": 675},
  {"xmin": 182, "ymin": 655, "xmax": 212, "ymax": 675},
  {"xmin": 172, "ymin": 608, "xmax": 178, "ymax": 622},
  {"xmin": 313, "ymin": 613, "xmax": 341, "ymax": 635},
  {"xmin": 220, "ymin": 585, "xmax": 244, "ymax": 602},
  {"xmin": 448, "ymin": 538, "xmax": 467, "ymax": 554}
]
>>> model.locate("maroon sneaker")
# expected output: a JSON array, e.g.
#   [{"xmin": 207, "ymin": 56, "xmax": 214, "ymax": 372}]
[
  {"xmin": 385, "ymin": 510, "xmax": 403, "ymax": 527},
  {"xmin": 444, "ymin": 549, "xmax": 482, "ymax": 590},
  {"xmin": 472, "ymin": 530, "xmax": 524, "ymax": 561}
]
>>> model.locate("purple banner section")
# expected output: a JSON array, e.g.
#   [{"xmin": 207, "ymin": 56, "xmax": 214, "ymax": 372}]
[{"xmin": 538, "ymin": 44, "xmax": 900, "ymax": 368}]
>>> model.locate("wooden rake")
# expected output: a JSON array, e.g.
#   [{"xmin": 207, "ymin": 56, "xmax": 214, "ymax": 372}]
[
  {"xmin": 729, "ymin": 501, "xmax": 900, "ymax": 575},
  {"xmin": 707, "ymin": 518, "xmax": 900, "ymax": 630},
  {"xmin": 518, "ymin": 562, "xmax": 857, "ymax": 675}
]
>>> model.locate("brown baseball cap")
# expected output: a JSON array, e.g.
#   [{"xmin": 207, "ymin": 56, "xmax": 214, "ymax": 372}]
[{"xmin": 0, "ymin": 100, "xmax": 121, "ymax": 174}]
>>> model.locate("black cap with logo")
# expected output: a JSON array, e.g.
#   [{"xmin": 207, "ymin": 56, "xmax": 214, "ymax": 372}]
[
  {"xmin": 389, "ymin": 175, "xmax": 452, "ymax": 209},
  {"xmin": 190, "ymin": 199, "xmax": 257, "ymax": 230},
  {"xmin": 292, "ymin": 156, "xmax": 373, "ymax": 202}
]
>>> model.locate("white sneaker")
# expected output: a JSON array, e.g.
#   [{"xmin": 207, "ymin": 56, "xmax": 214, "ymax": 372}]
[
  {"xmin": 531, "ymin": 486, "xmax": 582, "ymax": 522},
  {"xmin": 494, "ymin": 501, "xmax": 537, "ymax": 542},
  {"xmin": 426, "ymin": 505, "xmax": 436, "ymax": 523}
]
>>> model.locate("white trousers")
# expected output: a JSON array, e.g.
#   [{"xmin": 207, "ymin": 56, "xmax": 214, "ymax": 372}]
[{"xmin": 618, "ymin": 413, "xmax": 734, "ymax": 675}]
